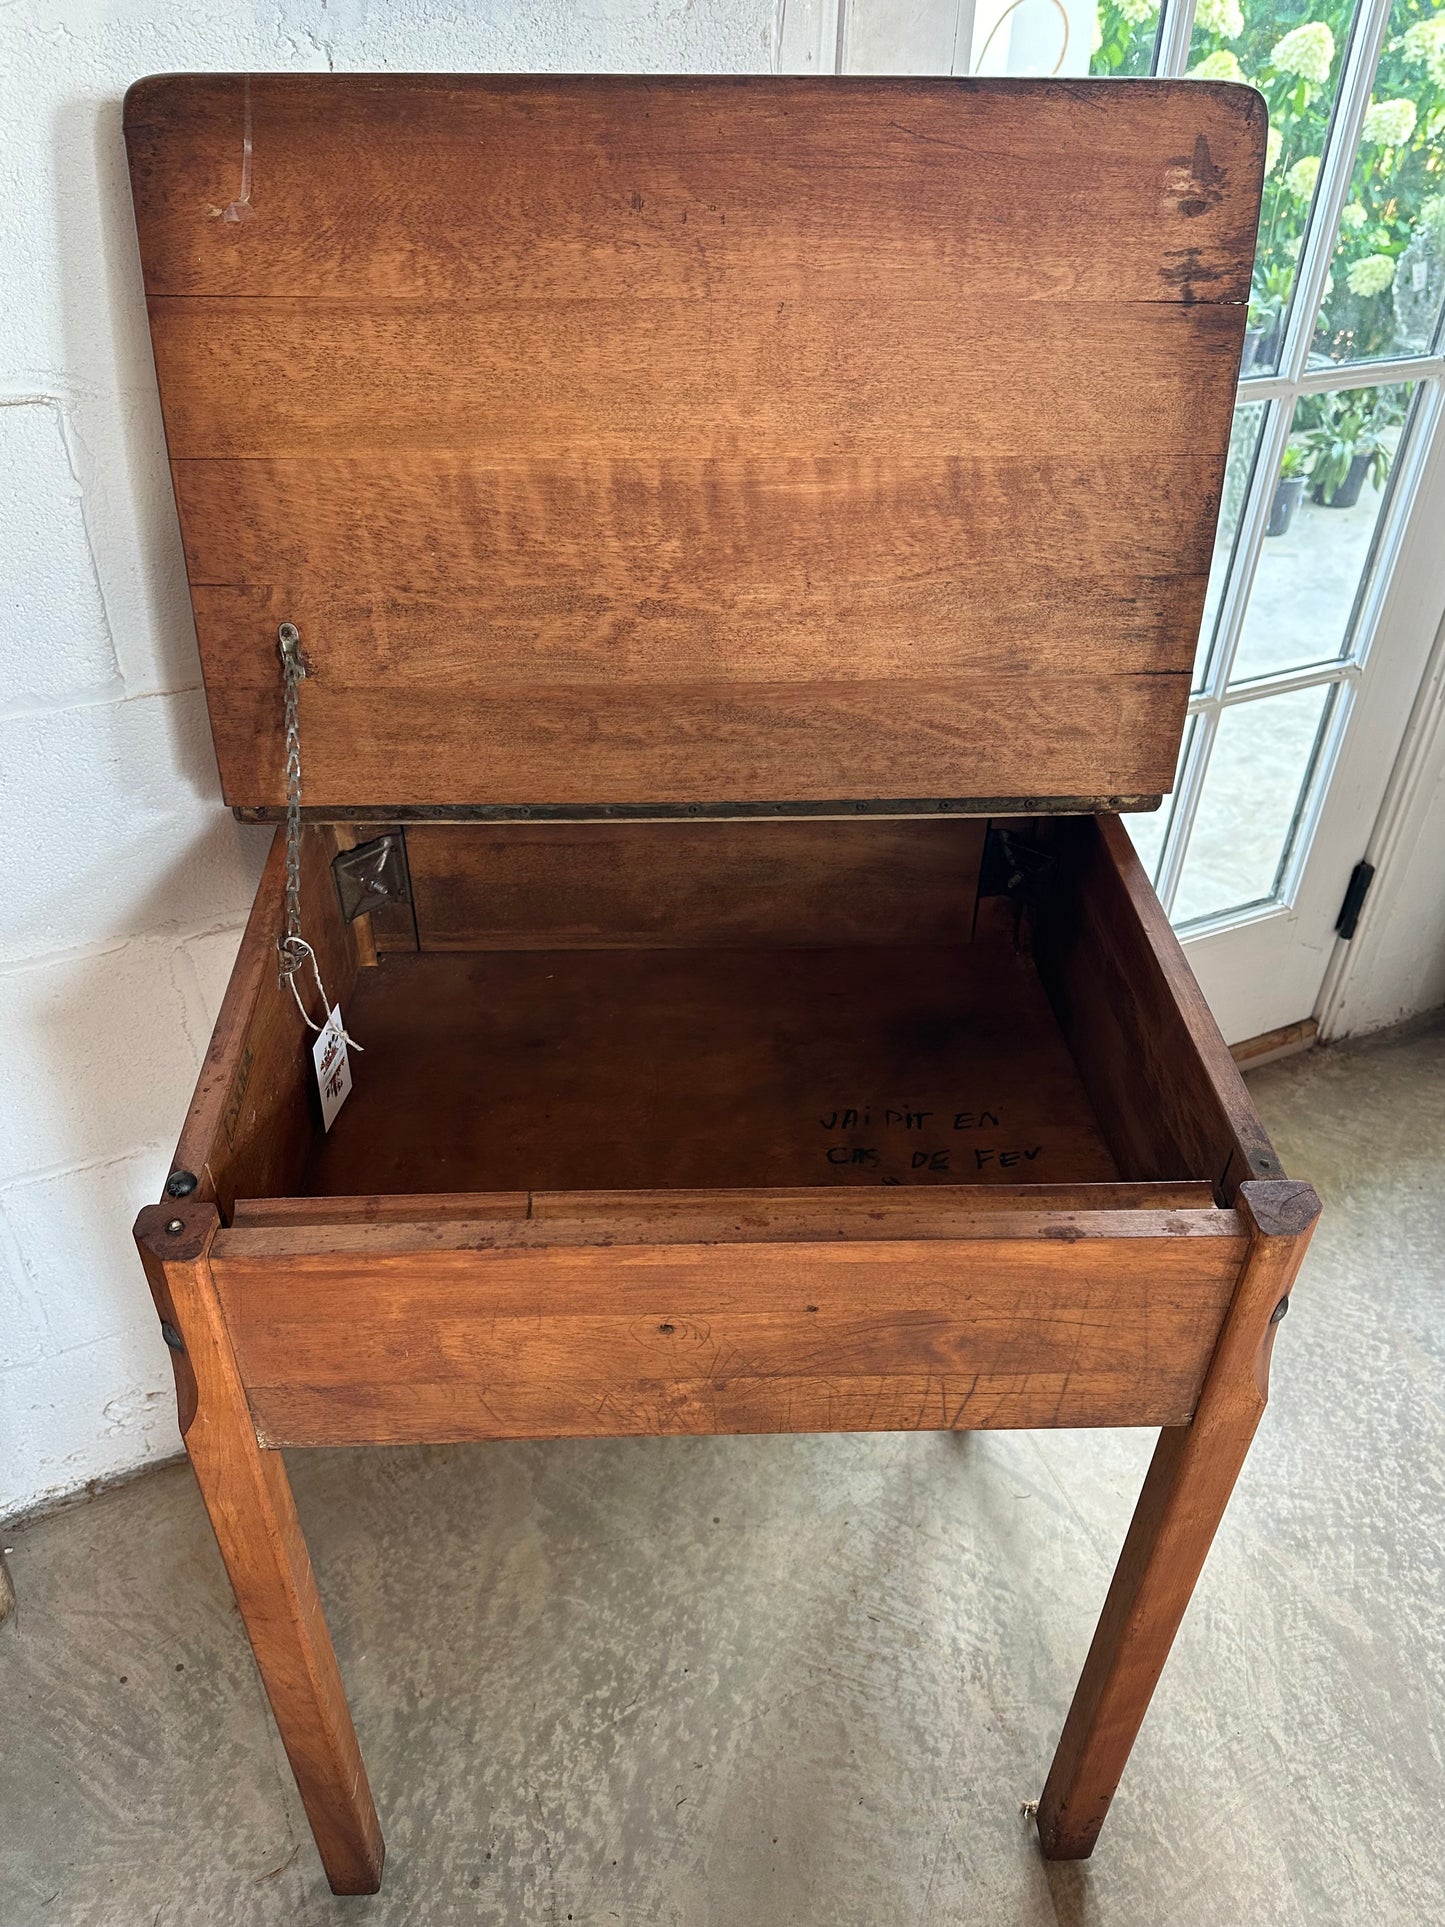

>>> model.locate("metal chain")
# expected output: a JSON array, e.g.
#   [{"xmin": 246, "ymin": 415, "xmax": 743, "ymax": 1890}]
[
  {"xmin": 271, "ymin": 621, "xmax": 361, "ymax": 1051},
  {"xmin": 277, "ymin": 622, "xmax": 307, "ymax": 985}
]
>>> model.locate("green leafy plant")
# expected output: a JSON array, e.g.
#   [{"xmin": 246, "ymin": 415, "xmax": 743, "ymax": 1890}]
[
  {"xmin": 1089, "ymin": 0, "xmax": 1161, "ymax": 77},
  {"xmin": 1248, "ymin": 260, "xmax": 1296, "ymax": 334},
  {"xmin": 1296, "ymin": 390, "xmax": 1400, "ymax": 500},
  {"xmin": 1278, "ymin": 439, "xmax": 1308, "ymax": 479},
  {"xmin": 1158, "ymin": 0, "xmax": 1445, "ymax": 365}
]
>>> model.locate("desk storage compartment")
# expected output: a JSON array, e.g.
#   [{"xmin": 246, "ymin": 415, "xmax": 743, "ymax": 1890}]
[{"xmin": 163, "ymin": 811, "xmax": 1279, "ymax": 1448}]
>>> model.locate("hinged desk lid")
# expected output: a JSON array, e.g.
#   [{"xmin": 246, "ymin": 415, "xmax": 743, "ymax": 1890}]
[{"xmin": 126, "ymin": 74, "xmax": 1263, "ymax": 815}]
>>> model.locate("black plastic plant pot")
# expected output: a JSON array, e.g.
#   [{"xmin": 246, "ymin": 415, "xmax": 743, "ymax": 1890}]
[
  {"xmin": 1312, "ymin": 452, "xmax": 1372, "ymax": 510},
  {"xmin": 1241, "ymin": 323, "xmax": 1278, "ymax": 376},
  {"xmin": 1266, "ymin": 475, "xmax": 1305, "ymax": 537}
]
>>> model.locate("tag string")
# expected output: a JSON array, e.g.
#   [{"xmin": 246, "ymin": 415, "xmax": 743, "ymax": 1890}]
[{"xmin": 279, "ymin": 936, "xmax": 363, "ymax": 1051}]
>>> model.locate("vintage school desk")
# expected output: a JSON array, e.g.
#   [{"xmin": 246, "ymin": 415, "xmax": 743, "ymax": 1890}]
[{"xmin": 126, "ymin": 74, "xmax": 1317, "ymax": 1893}]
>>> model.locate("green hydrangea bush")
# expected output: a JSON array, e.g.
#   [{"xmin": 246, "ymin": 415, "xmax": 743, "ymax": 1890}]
[{"xmin": 1171, "ymin": 0, "xmax": 1445, "ymax": 366}]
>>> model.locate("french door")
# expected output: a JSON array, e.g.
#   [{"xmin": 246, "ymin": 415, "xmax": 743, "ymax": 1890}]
[{"xmin": 783, "ymin": 0, "xmax": 1445, "ymax": 1044}]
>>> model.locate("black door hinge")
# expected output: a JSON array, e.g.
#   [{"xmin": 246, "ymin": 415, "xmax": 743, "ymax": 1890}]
[{"xmin": 1335, "ymin": 859, "xmax": 1375, "ymax": 940}]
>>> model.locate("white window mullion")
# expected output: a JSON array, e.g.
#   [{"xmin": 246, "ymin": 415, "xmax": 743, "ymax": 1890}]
[
  {"xmin": 1203, "ymin": 659, "xmax": 1361, "ymax": 707},
  {"xmin": 1243, "ymin": 351, "xmax": 1445, "ymax": 403},
  {"xmin": 1279, "ymin": 0, "xmax": 1397, "ymax": 381},
  {"xmin": 1152, "ymin": 0, "xmax": 1200, "ymax": 77},
  {"xmin": 1155, "ymin": 708, "xmax": 1215, "ymax": 912},
  {"xmin": 950, "ymin": 0, "xmax": 980, "ymax": 72},
  {"xmin": 1271, "ymin": 675, "xmax": 1353, "ymax": 903},
  {"xmin": 777, "ymin": 0, "xmax": 847, "ymax": 74},
  {"xmin": 1202, "ymin": 398, "xmax": 1295, "ymax": 698},
  {"xmin": 1344, "ymin": 379, "xmax": 1445, "ymax": 670}
]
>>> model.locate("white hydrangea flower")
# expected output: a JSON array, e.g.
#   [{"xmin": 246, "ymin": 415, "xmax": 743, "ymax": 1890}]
[
  {"xmin": 1269, "ymin": 21, "xmax": 1335, "ymax": 85},
  {"xmin": 1266, "ymin": 125, "xmax": 1283, "ymax": 172},
  {"xmin": 1402, "ymin": 17, "xmax": 1445, "ymax": 89},
  {"xmin": 1339, "ymin": 202, "xmax": 1367, "ymax": 230},
  {"xmin": 1285, "ymin": 154, "xmax": 1321, "ymax": 199},
  {"xmin": 1189, "ymin": 48, "xmax": 1245, "ymax": 80},
  {"xmin": 1194, "ymin": 0, "xmax": 1244, "ymax": 37},
  {"xmin": 1361, "ymin": 98, "xmax": 1418, "ymax": 146},
  {"xmin": 1345, "ymin": 253, "xmax": 1397, "ymax": 298},
  {"xmin": 1115, "ymin": 0, "xmax": 1158, "ymax": 25}
]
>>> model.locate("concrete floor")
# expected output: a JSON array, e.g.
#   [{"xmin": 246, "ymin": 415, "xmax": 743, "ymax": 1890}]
[{"xmin": 3, "ymin": 1017, "xmax": 1443, "ymax": 1926}]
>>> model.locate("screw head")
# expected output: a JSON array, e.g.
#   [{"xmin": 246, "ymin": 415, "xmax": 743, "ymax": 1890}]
[
  {"xmin": 164, "ymin": 1218, "xmax": 185, "ymax": 1236},
  {"xmin": 165, "ymin": 1169, "xmax": 198, "ymax": 1199}
]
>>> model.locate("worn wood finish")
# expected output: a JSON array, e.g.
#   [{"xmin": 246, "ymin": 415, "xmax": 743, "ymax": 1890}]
[
  {"xmin": 126, "ymin": 76, "xmax": 1263, "ymax": 304},
  {"xmin": 134, "ymin": 1204, "xmax": 384, "ymax": 1894},
  {"xmin": 1036, "ymin": 1178, "xmax": 1319, "ymax": 1858},
  {"xmin": 301, "ymin": 904, "xmax": 1119, "ymax": 1196},
  {"xmin": 130, "ymin": 804, "xmax": 1313, "ymax": 1878},
  {"xmin": 180, "ymin": 675, "xmax": 1193, "ymax": 812},
  {"xmin": 1031, "ymin": 815, "xmax": 1280, "ymax": 1200},
  {"xmin": 404, "ymin": 819, "xmax": 985, "ymax": 952},
  {"xmin": 152, "ymin": 302, "xmax": 1238, "ymax": 463},
  {"xmin": 181, "ymin": 467, "xmax": 1211, "ymax": 666},
  {"xmin": 125, "ymin": 74, "xmax": 1262, "ymax": 810},
  {"xmin": 230, "ymin": 1180, "xmax": 1218, "ymax": 1229},
  {"xmin": 210, "ymin": 1211, "xmax": 1248, "ymax": 1446},
  {"xmin": 170, "ymin": 825, "xmax": 359, "ymax": 1215},
  {"xmin": 121, "ymin": 70, "xmax": 1304, "ymax": 1888}
]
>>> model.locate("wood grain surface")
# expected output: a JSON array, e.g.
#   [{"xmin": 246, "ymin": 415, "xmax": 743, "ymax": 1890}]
[
  {"xmin": 169, "ymin": 824, "xmax": 360, "ymax": 1214},
  {"xmin": 125, "ymin": 74, "xmax": 1264, "ymax": 810},
  {"xmin": 1032, "ymin": 814, "xmax": 1282, "ymax": 1198},
  {"xmin": 229, "ymin": 1181, "xmax": 1218, "ymax": 1229},
  {"xmin": 403, "ymin": 818, "xmax": 985, "ymax": 951},
  {"xmin": 210, "ymin": 1211, "xmax": 1248, "ymax": 1445},
  {"xmin": 299, "ymin": 898, "xmax": 1120, "ymax": 1195},
  {"xmin": 134, "ymin": 1205, "xmax": 385, "ymax": 1893},
  {"xmin": 1036, "ymin": 1177, "xmax": 1319, "ymax": 1857}
]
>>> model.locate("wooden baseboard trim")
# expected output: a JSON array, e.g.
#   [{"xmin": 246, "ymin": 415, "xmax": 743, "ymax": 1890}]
[{"xmin": 1231, "ymin": 1018, "xmax": 1319, "ymax": 1071}]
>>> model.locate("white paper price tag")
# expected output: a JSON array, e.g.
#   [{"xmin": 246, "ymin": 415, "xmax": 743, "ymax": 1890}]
[{"xmin": 312, "ymin": 1004, "xmax": 353, "ymax": 1132}]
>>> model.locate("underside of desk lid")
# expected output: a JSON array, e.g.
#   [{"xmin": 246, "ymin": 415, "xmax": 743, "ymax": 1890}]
[{"xmin": 125, "ymin": 73, "xmax": 1265, "ymax": 815}]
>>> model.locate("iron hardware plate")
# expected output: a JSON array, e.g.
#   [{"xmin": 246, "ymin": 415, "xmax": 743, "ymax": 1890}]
[{"xmin": 332, "ymin": 832, "xmax": 412, "ymax": 924}]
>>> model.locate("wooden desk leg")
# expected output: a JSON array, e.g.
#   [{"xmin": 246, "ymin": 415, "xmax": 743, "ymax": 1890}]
[
  {"xmin": 1036, "ymin": 1178, "xmax": 1319, "ymax": 1860},
  {"xmin": 135, "ymin": 1204, "xmax": 385, "ymax": 1896}
]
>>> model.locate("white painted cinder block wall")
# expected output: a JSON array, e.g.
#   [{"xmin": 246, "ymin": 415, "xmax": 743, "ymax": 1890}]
[{"xmin": 0, "ymin": 0, "xmax": 776, "ymax": 1522}]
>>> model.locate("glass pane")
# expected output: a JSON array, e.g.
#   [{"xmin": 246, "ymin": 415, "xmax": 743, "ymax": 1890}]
[
  {"xmin": 1089, "ymin": 0, "xmax": 1162, "ymax": 75},
  {"xmin": 1172, "ymin": 684, "xmax": 1334, "ymax": 923},
  {"xmin": 1230, "ymin": 380, "xmax": 1413, "ymax": 681},
  {"xmin": 1187, "ymin": 0, "xmax": 1357, "ymax": 375},
  {"xmin": 1124, "ymin": 717, "xmax": 1196, "ymax": 881},
  {"xmin": 971, "ymin": 0, "xmax": 1108, "ymax": 75},
  {"xmin": 848, "ymin": 0, "xmax": 972, "ymax": 74},
  {"xmin": 1195, "ymin": 400, "xmax": 1270, "ymax": 687},
  {"xmin": 1313, "ymin": 0, "xmax": 1445, "ymax": 364}
]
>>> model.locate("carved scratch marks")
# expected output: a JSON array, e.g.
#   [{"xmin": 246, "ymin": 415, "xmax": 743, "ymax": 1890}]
[{"xmin": 223, "ymin": 1231, "xmax": 1244, "ymax": 1445}]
